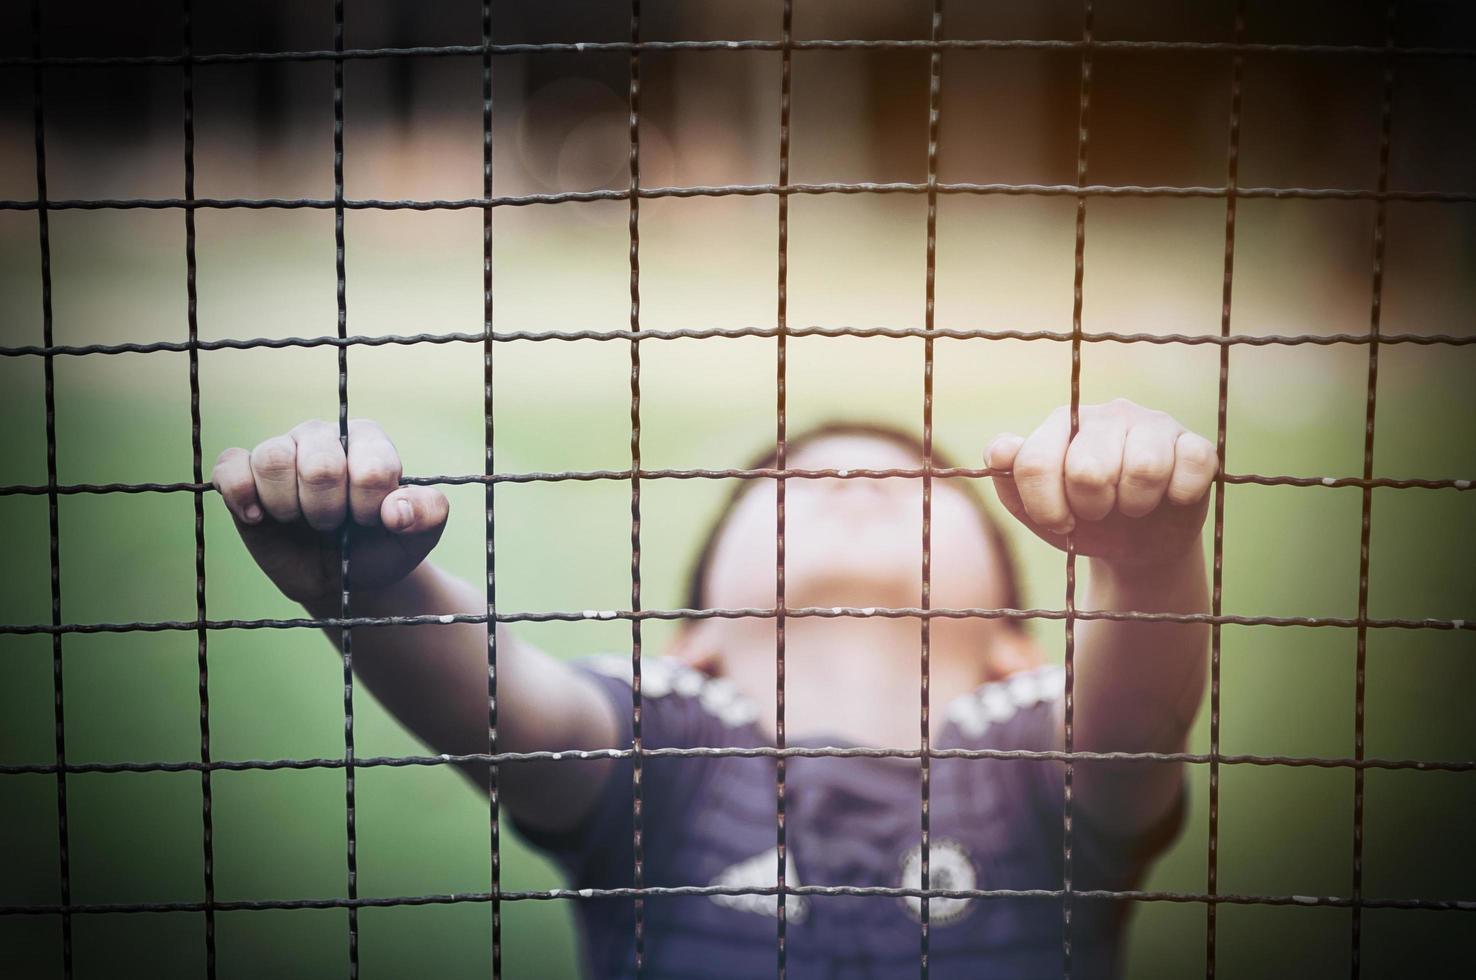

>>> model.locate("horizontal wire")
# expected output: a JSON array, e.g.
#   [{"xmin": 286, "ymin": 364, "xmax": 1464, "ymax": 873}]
[
  {"xmin": 5, "ymin": 330, "xmax": 488, "ymax": 357},
  {"xmin": 2, "ymin": 885, "xmax": 1471, "ymax": 919},
  {"xmin": 2, "ymin": 37, "xmax": 1474, "ymax": 69},
  {"xmin": 2, "ymin": 746, "xmax": 1472, "ymax": 777},
  {"xmin": 2, "ymin": 325, "xmax": 1474, "ymax": 359},
  {"xmin": 1, "ymin": 468, "xmax": 1469, "ymax": 498},
  {"xmin": 2, "ymin": 181, "xmax": 1474, "ymax": 213},
  {"xmin": 1, "ymin": 606, "xmax": 1468, "ymax": 638}
]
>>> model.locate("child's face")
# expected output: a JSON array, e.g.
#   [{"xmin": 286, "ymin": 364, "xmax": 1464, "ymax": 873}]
[{"xmin": 702, "ymin": 434, "xmax": 1007, "ymax": 613}]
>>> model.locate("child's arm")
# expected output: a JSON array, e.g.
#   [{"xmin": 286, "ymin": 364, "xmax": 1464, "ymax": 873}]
[
  {"xmin": 1072, "ymin": 549, "xmax": 1209, "ymax": 837},
  {"xmin": 986, "ymin": 399, "xmax": 1216, "ymax": 840},
  {"xmin": 212, "ymin": 418, "xmax": 620, "ymax": 834}
]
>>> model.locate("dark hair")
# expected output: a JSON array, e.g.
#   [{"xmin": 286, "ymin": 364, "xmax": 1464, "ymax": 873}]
[{"xmin": 682, "ymin": 420, "xmax": 1025, "ymax": 629}]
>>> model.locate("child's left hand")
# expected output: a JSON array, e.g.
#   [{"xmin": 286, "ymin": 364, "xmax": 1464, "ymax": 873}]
[{"xmin": 985, "ymin": 398, "xmax": 1219, "ymax": 568}]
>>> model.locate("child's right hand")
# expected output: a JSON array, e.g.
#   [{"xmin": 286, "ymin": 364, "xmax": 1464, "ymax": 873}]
[{"xmin": 211, "ymin": 419, "xmax": 449, "ymax": 605}]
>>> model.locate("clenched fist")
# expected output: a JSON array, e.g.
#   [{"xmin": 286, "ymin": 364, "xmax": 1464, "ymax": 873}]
[
  {"xmin": 212, "ymin": 419, "xmax": 450, "ymax": 604},
  {"xmin": 986, "ymin": 398, "xmax": 1218, "ymax": 568}
]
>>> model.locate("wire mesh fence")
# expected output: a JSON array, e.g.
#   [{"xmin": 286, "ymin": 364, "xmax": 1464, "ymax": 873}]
[{"xmin": 1, "ymin": 1, "xmax": 1473, "ymax": 978}]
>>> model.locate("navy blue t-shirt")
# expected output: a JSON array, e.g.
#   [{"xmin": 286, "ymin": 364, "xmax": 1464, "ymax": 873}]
[{"xmin": 513, "ymin": 655, "xmax": 1185, "ymax": 979}]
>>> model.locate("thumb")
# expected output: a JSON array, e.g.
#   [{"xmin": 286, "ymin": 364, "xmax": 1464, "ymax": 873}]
[
  {"xmin": 985, "ymin": 433, "xmax": 1024, "ymax": 472},
  {"xmin": 985, "ymin": 433, "xmax": 1029, "ymax": 525},
  {"xmin": 380, "ymin": 485, "xmax": 450, "ymax": 536}
]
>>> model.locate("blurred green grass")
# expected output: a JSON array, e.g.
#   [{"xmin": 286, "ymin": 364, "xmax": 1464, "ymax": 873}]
[{"xmin": 1, "ymin": 199, "xmax": 1473, "ymax": 979}]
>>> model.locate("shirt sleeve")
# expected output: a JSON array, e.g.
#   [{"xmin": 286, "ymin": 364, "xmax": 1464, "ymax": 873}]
[
  {"xmin": 507, "ymin": 654, "xmax": 758, "ymax": 889},
  {"xmin": 1024, "ymin": 694, "xmax": 1189, "ymax": 890}
]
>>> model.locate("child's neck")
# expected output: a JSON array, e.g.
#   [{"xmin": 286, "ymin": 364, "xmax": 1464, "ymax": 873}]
[{"xmin": 718, "ymin": 615, "xmax": 993, "ymax": 748}]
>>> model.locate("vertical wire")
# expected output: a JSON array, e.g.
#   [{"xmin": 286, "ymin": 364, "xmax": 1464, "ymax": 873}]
[
  {"xmin": 332, "ymin": 1, "xmax": 359, "ymax": 974},
  {"xmin": 1353, "ymin": 4, "xmax": 1397, "ymax": 975},
  {"xmin": 1063, "ymin": 3, "xmax": 1095, "ymax": 977},
  {"xmin": 30, "ymin": 1, "xmax": 71, "ymax": 975},
  {"xmin": 774, "ymin": 1, "xmax": 792, "ymax": 976},
  {"xmin": 1206, "ymin": 5, "xmax": 1245, "ymax": 977},
  {"xmin": 627, "ymin": 2, "xmax": 645, "ymax": 974},
  {"xmin": 481, "ymin": 2, "xmax": 501, "ymax": 976},
  {"xmin": 920, "ymin": 1, "xmax": 943, "ymax": 976},
  {"xmin": 180, "ymin": 0, "xmax": 216, "ymax": 974}
]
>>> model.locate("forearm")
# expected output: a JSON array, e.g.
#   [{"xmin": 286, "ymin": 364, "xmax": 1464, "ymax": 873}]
[
  {"xmin": 305, "ymin": 561, "xmax": 503, "ymax": 760},
  {"xmin": 302, "ymin": 561, "xmax": 618, "ymax": 825},
  {"xmin": 1076, "ymin": 546, "xmax": 1210, "ymax": 753},
  {"xmin": 1068, "ymin": 545, "xmax": 1210, "ymax": 837}
]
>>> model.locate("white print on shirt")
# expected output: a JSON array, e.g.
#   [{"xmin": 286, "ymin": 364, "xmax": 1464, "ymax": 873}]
[
  {"xmin": 899, "ymin": 837, "xmax": 977, "ymax": 926},
  {"xmin": 584, "ymin": 654, "xmax": 759, "ymax": 727},
  {"xmin": 709, "ymin": 846, "xmax": 809, "ymax": 923},
  {"xmin": 944, "ymin": 663, "xmax": 1064, "ymax": 739},
  {"xmin": 587, "ymin": 654, "xmax": 1062, "ymax": 736}
]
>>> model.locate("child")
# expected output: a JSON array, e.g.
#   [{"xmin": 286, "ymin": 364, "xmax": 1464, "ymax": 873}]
[{"xmin": 212, "ymin": 397, "xmax": 1216, "ymax": 978}]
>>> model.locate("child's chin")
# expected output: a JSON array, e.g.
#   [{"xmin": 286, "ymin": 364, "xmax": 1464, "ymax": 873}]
[{"xmin": 784, "ymin": 572, "xmax": 921, "ymax": 611}]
